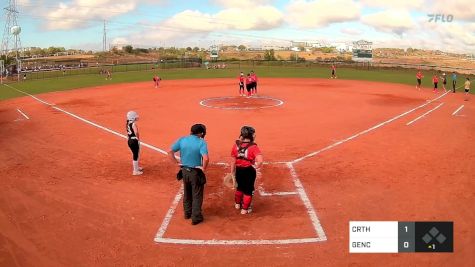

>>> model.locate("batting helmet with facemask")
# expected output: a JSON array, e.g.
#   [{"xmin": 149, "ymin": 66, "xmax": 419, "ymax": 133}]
[{"xmin": 126, "ymin": 111, "xmax": 139, "ymax": 121}]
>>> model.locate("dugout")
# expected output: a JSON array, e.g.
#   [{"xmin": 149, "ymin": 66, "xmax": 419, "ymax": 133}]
[{"xmin": 21, "ymin": 57, "xmax": 88, "ymax": 72}]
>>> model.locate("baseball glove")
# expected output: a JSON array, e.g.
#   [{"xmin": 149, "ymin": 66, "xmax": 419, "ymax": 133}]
[{"xmin": 223, "ymin": 173, "xmax": 236, "ymax": 189}]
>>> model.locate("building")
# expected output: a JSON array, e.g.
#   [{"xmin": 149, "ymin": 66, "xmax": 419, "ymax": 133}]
[
  {"xmin": 352, "ymin": 40, "xmax": 373, "ymax": 61},
  {"xmin": 332, "ymin": 42, "xmax": 353, "ymax": 53},
  {"xmin": 290, "ymin": 40, "xmax": 326, "ymax": 51}
]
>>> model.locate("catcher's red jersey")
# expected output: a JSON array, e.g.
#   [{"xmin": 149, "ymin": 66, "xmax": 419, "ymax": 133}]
[{"xmin": 231, "ymin": 143, "xmax": 261, "ymax": 167}]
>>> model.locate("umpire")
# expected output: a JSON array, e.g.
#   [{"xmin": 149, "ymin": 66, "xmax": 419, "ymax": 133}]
[{"xmin": 168, "ymin": 124, "xmax": 209, "ymax": 225}]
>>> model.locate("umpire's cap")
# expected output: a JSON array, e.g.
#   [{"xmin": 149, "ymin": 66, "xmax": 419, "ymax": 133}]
[
  {"xmin": 240, "ymin": 126, "xmax": 255, "ymax": 141},
  {"xmin": 191, "ymin": 123, "xmax": 207, "ymax": 137}
]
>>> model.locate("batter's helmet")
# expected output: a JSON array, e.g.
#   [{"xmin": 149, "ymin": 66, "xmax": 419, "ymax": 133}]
[
  {"xmin": 126, "ymin": 111, "xmax": 139, "ymax": 121},
  {"xmin": 240, "ymin": 126, "xmax": 255, "ymax": 141},
  {"xmin": 191, "ymin": 123, "xmax": 207, "ymax": 137}
]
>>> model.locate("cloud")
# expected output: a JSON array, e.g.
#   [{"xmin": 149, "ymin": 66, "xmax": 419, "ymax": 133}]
[
  {"xmin": 113, "ymin": 6, "xmax": 284, "ymax": 47},
  {"xmin": 31, "ymin": 0, "xmax": 167, "ymax": 30},
  {"xmin": 340, "ymin": 27, "xmax": 363, "ymax": 35},
  {"xmin": 360, "ymin": 0, "xmax": 425, "ymax": 9},
  {"xmin": 371, "ymin": 19, "xmax": 475, "ymax": 54},
  {"xmin": 43, "ymin": 1, "xmax": 136, "ymax": 30},
  {"xmin": 361, "ymin": 9, "xmax": 415, "ymax": 35},
  {"xmin": 285, "ymin": 0, "xmax": 361, "ymax": 28},
  {"xmin": 215, "ymin": 6, "xmax": 284, "ymax": 30},
  {"xmin": 155, "ymin": 6, "xmax": 283, "ymax": 32},
  {"xmin": 432, "ymin": 22, "xmax": 475, "ymax": 48},
  {"xmin": 211, "ymin": 0, "xmax": 274, "ymax": 8},
  {"xmin": 430, "ymin": 0, "xmax": 475, "ymax": 21}
]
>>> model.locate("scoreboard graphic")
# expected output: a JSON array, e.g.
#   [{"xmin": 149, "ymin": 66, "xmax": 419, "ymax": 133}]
[
  {"xmin": 352, "ymin": 40, "xmax": 373, "ymax": 62},
  {"xmin": 349, "ymin": 221, "xmax": 453, "ymax": 253}
]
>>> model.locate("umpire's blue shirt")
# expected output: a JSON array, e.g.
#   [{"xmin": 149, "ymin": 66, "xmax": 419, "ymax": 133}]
[{"xmin": 171, "ymin": 135, "xmax": 208, "ymax": 168}]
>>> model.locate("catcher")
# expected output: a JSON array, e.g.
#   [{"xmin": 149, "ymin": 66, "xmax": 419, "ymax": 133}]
[{"xmin": 229, "ymin": 126, "xmax": 263, "ymax": 214}]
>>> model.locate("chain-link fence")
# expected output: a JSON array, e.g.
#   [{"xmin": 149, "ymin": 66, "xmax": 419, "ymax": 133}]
[{"xmin": 3, "ymin": 58, "xmax": 474, "ymax": 82}]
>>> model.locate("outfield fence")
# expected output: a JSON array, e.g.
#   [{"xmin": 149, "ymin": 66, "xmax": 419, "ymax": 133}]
[
  {"xmin": 222, "ymin": 60, "xmax": 475, "ymax": 75},
  {"xmin": 2, "ymin": 58, "xmax": 474, "ymax": 83}
]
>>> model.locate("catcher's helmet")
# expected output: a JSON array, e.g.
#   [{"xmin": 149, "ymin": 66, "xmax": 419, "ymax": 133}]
[
  {"xmin": 126, "ymin": 111, "xmax": 139, "ymax": 121},
  {"xmin": 240, "ymin": 126, "xmax": 255, "ymax": 141},
  {"xmin": 191, "ymin": 123, "xmax": 207, "ymax": 137}
]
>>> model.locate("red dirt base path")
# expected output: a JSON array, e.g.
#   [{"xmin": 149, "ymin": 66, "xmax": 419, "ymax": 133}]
[{"xmin": 0, "ymin": 78, "xmax": 474, "ymax": 266}]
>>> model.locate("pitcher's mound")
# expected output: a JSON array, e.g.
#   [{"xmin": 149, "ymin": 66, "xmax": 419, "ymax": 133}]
[{"xmin": 200, "ymin": 96, "xmax": 284, "ymax": 110}]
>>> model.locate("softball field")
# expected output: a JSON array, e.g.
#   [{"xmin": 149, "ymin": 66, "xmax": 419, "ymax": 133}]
[{"xmin": 0, "ymin": 77, "xmax": 473, "ymax": 266}]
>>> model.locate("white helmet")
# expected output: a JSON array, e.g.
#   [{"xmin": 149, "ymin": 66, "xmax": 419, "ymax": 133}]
[{"xmin": 127, "ymin": 111, "xmax": 139, "ymax": 121}]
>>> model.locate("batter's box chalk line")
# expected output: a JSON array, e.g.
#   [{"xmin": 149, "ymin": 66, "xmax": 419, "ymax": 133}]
[
  {"xmin": 256, "ymin": 167, "xmax": 297, "ymax": 197},
  {"xmin": 154, "ymin": 162, "xmax": 327, "ymax": 245}
]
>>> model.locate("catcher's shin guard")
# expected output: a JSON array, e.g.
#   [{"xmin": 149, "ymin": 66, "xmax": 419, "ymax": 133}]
[{"xmin": 235, "ymin": 190, "xmax": 243, "ymax": 205}]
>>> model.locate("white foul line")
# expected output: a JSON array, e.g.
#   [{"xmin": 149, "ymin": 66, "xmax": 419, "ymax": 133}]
[
  {"xmin": 406, "ymin": 102, "xmax": 444, "ymax": 126},
  {"xmin": 3, "ymin": 85, "xmax": 168, "ymax": 155},
  {"xmin": 291, "ymin": 90, "xmax": 450, "ymax": 164},
  {"xmin": 452, "ymin": 105, "xmax": 464, "ymax": 116},
  {"xmin": 4, "ymin": 84, "xmax": 54, "ymax": 106},
  {"xmin": 52, "ymin": 106, "xmax": 168, "ymax": 155},
  {"xmin": 16, "ymin": 108, "xmax": 30, "ymax": 120}
]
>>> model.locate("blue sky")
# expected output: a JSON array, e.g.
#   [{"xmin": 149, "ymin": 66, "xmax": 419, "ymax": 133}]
[{"xmin": 4, "ymin": 0, "xmax": 475, "ymax": 53}]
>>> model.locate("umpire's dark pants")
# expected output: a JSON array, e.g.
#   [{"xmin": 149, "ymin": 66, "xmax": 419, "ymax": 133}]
[
  {"xmin": 453, "ymin": 80, "xmax": 457, "ymax": 93},
  {"xmin": 182, "ymin": 167, "xmax": 206, "ymax": 222}
]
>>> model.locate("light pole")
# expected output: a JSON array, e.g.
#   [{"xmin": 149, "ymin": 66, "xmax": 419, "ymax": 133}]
[{"xmin": 10, "ymin": 25, "xmax": 21, "ymax": 81}]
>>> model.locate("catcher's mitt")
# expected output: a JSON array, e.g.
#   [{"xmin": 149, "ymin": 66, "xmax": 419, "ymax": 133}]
[{"xmin": 223, "ymin": 173, "xmax": 236, "ymax": 189}]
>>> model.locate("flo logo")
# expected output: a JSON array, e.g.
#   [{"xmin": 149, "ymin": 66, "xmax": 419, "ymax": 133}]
[{"xmin": 428, "ymin": 14, "xmax": 454, "ymax": 23}]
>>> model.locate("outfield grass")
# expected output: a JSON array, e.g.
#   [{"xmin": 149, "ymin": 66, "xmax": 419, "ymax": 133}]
[{"xmin": 1, "ymin": 64, "xmax": 473, "ymax": 100}]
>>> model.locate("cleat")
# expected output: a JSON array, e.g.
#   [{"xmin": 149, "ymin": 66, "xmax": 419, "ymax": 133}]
[
  {"xmin": 235, "ymin": 203, "xmax": 241, "ymax": 210},
  {"xmin": 191, "ymin": 219, "xmax": 203, "ymax": 225},
  {"xmin": 132, "ymin": 171, "xmax": 143, "ymax": 176},
  {"xmin": 241, "ymin": 208, "xmax": 252, "ymax": 214}
]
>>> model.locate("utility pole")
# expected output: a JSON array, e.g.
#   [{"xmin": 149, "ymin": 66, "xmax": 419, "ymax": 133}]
[
  {"xmin": 1, "ymin": 0, "xmax": 22, "ymax": 81},
  {"xmin": 103, "ymin": 20, "xmax": 107, "ymax": 52}
]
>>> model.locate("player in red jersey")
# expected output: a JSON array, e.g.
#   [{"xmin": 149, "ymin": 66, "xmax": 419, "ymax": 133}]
[
  {"xmin": 250, "ymin": 70, "xmax": 258, "ymax": 95},
  {"xmin": 432, "ymin": 74, "xmax": 439, "ymax": 93},
  {"xmin": 153, "ymin": 74, "xmax": 161, "ymax": 88},
  {"xmin": 331, "ymin": 64, "xmax": 337, "ymax": 79},
  {"xmin": 245, "ymin": 73, "xmax": 253, "ymax": 97},
  {"xmin": 230, "ymin": 126, "xmax": 263, "ymax": 214},
  {"xmin": 416, "ymin": 70, "xmax": 424, "ymax": 90},
  {"xmin": 238, "ymin": 72, "xmax": 245, "ymax": 96}
]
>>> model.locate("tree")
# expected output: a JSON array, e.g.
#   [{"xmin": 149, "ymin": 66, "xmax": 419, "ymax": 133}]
[
  {"xmin": 238, "ymin": 45, "xmax": 246, "ymax": 51},
  {"xmin": 186, "ymin": 47, "xmax": 192, "ymax": 52},
  {"xmin": 264, "ymin": 49, "xmax": 276, "ymax": 61},
  {"xmin": 193, "ymin": 47, "xmax": 199, "ymax": 52},
  {"xmin": 123, "ymin": 45, "xmax": 133, "ymax": 53}
]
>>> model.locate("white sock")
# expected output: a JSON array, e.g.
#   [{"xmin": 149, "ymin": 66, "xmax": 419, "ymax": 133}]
[{"xmin": 133, "ymin": 161, "xmax": 139, "ymax": 172}]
